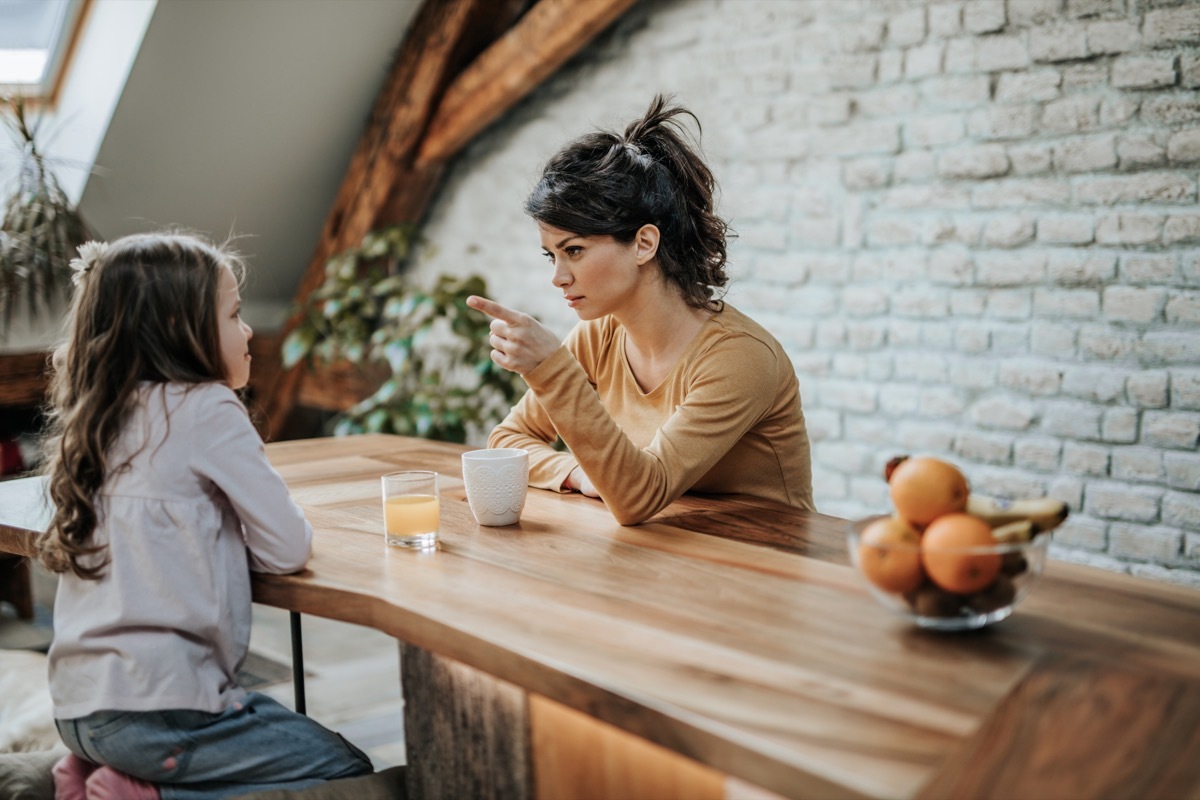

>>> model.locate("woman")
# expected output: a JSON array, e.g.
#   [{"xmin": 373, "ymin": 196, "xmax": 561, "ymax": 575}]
[{"xmin": 467, "ymin": 95, "xmax": 812, "ymax": 525}]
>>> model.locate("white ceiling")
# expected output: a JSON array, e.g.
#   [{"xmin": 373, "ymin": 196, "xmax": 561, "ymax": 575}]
[{"xmin": 77, "ymin": 0, "xmax": 421, "ymax": 327}]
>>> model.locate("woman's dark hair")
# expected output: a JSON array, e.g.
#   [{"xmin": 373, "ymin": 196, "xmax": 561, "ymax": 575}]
[
  {"xmin": 524, "ymin": 94, "xmax": 730, "ymax": 308},
  {"xmin": 39, "ymin": 232, "xmax": 243, "ymax": 580}
]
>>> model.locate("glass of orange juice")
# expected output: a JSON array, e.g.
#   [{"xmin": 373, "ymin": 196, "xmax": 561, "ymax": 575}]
[{"xmin": 381, "ymin": 471, "xmax": 440, "ymax": 549}]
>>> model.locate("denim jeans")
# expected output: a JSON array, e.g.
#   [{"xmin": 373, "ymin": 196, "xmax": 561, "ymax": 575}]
[{"xmin": 56, "ymin": 692, "xmax": 373, "ymax": 800}]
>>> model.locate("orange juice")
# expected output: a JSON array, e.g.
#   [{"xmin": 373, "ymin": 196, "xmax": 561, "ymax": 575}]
[{"xmin": 385, "ymin": 494, "xmax": 439, "ymax": 546}]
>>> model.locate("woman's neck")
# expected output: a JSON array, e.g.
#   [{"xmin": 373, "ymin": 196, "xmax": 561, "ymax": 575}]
[{"xmin": 615, "ymin": 281, "xmax": 713, "ymax": 392}]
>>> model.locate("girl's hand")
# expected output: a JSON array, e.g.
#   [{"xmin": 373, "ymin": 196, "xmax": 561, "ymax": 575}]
[
  {"xmin": 566, "ymin": 466, "xmax": 600, "ymax": 498},
  {"xmin": 467, "ymin": 295, "xmax": 561, "ymax": 375}
]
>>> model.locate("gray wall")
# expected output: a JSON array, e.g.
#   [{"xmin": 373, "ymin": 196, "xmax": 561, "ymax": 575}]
[
  {"xmin": 77, "ymin": 0, "xmax": 420, "ymax": 326},
  {"xmin": 410, "ymin": 0, "xmax": 1200, "ymax": 586}
]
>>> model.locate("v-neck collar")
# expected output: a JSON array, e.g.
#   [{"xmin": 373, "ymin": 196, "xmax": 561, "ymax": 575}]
[{"xmin": 617, "ymin": 311, "xmax": 719, "ymax": 397}]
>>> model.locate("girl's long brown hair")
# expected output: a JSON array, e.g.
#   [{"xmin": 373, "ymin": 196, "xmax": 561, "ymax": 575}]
[{"xmin": 38, "ymin": 233, "xmax": 243, "ymax": 579}]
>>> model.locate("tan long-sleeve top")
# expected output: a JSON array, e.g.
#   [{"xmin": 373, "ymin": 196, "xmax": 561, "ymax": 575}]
[{"xmin": 488, "ymin": 303, "xmax": 813, "ymax": 524}]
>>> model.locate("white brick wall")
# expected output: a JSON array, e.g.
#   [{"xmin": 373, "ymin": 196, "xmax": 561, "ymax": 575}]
[{"xmin": 411, "ymin": 0, "xmax": 1200, "ymax": 587}]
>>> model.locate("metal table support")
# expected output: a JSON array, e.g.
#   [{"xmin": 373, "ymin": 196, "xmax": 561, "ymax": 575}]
[{"xmin": 290, "ymin": 611, "xmax": 306, "ymax": 715}]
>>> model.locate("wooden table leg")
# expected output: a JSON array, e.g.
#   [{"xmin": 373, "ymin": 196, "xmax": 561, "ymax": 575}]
[
  {"xmin": 397, "ymin": 643, "xmax": 738, "ymax": 800},
  {"xmin": 528, "ymin": 694, "xmax": 726, "ymax": 800},
  {"xmin": 400, "ymin": 643, "xmax": 533, "ymax": 800}
]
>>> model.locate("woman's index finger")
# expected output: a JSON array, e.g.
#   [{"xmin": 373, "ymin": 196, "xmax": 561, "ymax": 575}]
[{"xmin": 467, "ymin": 295, "xmax": 521, "ymax": 323}]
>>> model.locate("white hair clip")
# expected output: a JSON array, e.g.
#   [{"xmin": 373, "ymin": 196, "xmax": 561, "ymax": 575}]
[
  {"xmin": 622, "ymin": 141, "xmax": 652, "ymax": 168},
  {"xmin": 69, "ymin": 240, "xmax": 110, "ymax": 286}
]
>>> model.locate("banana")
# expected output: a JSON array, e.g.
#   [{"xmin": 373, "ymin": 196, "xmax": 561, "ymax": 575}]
[
  {"xmin": 990, "ymin": 519, "xmax": 1035, "ymax": 544},
  {"xmin": 884, "ymin": 455, "xmax": 909, "ymax": 482},
  {"xmin": 966, "ymin": 494, "xmax": 1069, "ymax": 533}
]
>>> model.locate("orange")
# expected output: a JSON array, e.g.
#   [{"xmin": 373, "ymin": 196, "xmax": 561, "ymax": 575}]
[
  {"xmin": 856, "ymin": 516, "xmax": 925, "ymax": 594},
  {"xmin": 888, "ymin": 456, "xmax": 969, "ymax": 527},
  {"xmin": 920, "ymin": 513, "xmax": 1001, "ymax": 594}
]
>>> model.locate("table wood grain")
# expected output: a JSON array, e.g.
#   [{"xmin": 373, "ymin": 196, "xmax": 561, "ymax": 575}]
[{"xmin": 3, "ymin": 433, "xmax": 1199, "ymax": 799}]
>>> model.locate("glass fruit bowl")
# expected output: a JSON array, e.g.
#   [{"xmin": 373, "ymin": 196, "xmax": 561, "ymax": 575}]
[{"xmin": 846, "ymin": 515, "xmax": 1051, "ymax": 631}]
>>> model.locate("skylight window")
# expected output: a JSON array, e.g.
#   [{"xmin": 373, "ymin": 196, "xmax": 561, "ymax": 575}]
[{"xmin": 0, "ymin": 0, "xmax": 87, "ymax": 100}]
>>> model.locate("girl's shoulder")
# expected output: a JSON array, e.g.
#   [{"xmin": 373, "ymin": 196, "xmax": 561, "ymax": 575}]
[
  {"xmin": 182, "ymin": 381, "xmax": 240, "ymax": 402},
  {"xmin": 140, "ymin": 381, "xmax": 247, "ymax": 425},
  {"xmin": 115, "ymin": 383, "xmax": 252, "ymax": 471},
  {"xmin": 146, "ymin": 380, "xmax": 238, "ymax": 403}
]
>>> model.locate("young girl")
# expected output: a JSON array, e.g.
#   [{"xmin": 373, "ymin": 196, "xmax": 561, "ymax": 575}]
[
  {"xmin": 38, "ymin": 233, "xmax": 373, "ymax": 799},
  {"xmin": 467, "ymin": 96, "xmax": 813, "ymax": 525}
]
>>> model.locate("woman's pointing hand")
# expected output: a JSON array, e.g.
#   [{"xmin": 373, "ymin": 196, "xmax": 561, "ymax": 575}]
[{"xmin": 467, "ymin": 296, "xmax": 561, "ymax": 375}]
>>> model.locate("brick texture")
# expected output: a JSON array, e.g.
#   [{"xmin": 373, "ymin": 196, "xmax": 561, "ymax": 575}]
[{"xmin": 412, "ymin": 0, "xmax": 1200, "ymax": 582}]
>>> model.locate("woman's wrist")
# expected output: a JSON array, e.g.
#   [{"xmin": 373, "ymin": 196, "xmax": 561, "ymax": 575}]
[
  {"xmin": 564, "ymin": 467, "xmax": 581, "ymax": 492},
  {"xmin": 565, "ymin": 466, "xmax": 598, "ymax": 498}
]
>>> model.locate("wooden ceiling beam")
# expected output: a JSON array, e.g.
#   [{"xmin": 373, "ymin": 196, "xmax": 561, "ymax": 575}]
[
  {"xmin": 285, "ymin": 0, "xmax": 492, "ymax": 319},
  {"xmin": 337, "ymin": 0, "xmax": 532, "ymax": 252},
  {"xmin": 415, "ymin": 0, "xmax": 640, "ymax": 168},
  {"xmin": 263, "ymin": 0, "xmax": 521, "ymax": 437},
  {"xmin": 264, "ymin": 0, "xmax": 638, "ymax": 438}
]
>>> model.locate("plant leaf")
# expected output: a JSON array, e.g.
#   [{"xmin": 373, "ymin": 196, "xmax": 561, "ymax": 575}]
[{"xmin": 281, "ymin": 324, "xmax": 318, "ymax": 368}]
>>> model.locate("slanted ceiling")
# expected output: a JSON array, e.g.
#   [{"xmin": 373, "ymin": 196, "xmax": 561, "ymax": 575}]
[
  {"xmin": 1, "ymin": 0, "xmax": 638, "ymax": 425},
  {"xmin": 263, "ymin": 0, "xmax": 638, "ymax": 436},
  {"xmin": 77, "ymin": 0, "xmax": 423, "ymax": 321}
]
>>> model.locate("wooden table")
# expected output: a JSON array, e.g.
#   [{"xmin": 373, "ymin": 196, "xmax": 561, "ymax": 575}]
[{"xmin": 3, "ymin": 434, "xmax": 1200, "ymax": 799}]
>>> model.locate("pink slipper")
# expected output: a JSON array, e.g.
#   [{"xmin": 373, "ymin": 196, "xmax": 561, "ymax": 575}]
[
  {"xmin": 84, "ymin": 766, "xmax": 160, "ymax": 800},
  {"xmin": 52, "ymin": 754, "xmax": 98, "ymax": 800}
]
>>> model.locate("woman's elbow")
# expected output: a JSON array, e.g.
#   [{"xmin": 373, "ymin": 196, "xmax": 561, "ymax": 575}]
[
  {"xmin": 605, "ymin": 478, "xmax": 675, "ymax": 525},
  {"xmin": 608, "ymin": 501, "xmax": 661, "ymax": 526}
]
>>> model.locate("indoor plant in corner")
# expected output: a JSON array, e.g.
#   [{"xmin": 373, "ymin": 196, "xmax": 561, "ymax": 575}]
[
  {"xmin": 281, "ymin": 225, "xmax": 526, "ymax": 443},
  {"xmin": 1, "ymin": 95, "xmax": 91, "ymax": 335}
]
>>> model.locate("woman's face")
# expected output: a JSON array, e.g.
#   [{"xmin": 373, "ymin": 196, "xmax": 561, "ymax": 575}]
[
  {"xmin": 538, "ymin": 222, "xmax": 656, "ymax": 321},
  {"xmin": 216, "ymin": 264, "xmax": 253, "ymax": 390}
]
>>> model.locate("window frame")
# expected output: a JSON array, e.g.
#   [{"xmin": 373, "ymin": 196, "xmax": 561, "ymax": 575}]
[{"xmin": 0, "ymin": 0, "xmax": 92, "ymax": 106}]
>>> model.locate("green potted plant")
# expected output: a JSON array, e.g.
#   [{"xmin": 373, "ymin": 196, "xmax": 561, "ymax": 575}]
[
  {"xmin": 1, "ymin": 95, "xmax": 91, "ymax": 335},
  {"xmin": 281, "ymin": 225, "xmax": 526, "ymax": 443}
]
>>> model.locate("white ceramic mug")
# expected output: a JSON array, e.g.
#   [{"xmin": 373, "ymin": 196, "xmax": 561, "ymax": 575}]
[{"xmin": 461, "ymin": 448, "xmax": 529, "ymax": 526}]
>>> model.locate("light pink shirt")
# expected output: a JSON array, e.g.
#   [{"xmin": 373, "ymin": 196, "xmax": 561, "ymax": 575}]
[{"xmin": 48, "ymin": 382, "xmax": 312, "ymax": 718}]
